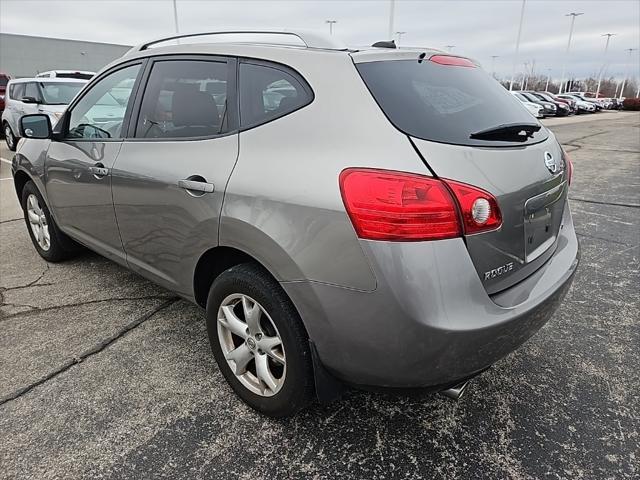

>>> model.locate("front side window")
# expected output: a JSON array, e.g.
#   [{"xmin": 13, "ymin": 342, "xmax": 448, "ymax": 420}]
[
  {"xmin": 68, "ymin": 64, "xmax": 141, "ymax": 140},
  {"xmin": 39, "ymin": 82, "xmax": 86, "ymax": 105},
  {"xmin": 239, "ymin": 62, "xmax": 311, "ymax": 128},
  {"xmin": 135, "ymin": 60, "xmax": 228, "ymax": 139}
]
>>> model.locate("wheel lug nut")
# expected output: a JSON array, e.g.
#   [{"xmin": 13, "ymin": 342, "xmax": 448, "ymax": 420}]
[{"xmin": 255, "ymin": 333, "xmax": 262, "ymax": 340}]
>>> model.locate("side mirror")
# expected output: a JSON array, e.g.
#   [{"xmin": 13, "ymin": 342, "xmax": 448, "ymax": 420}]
[
  {"xmin": 20, "ymin": 114, "xmax": 52, "ymax": 139},
  {"xmin": 21, "ymin": 96, "xmax": 39, "ymax": 104}
]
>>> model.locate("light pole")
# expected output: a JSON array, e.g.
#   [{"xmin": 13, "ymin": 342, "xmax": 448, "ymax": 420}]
[
  {"xmin": 325, "ymin": 20, "xmax": 337, "ymax": 35},
  {"xmin": 558, "ymin": 12, "xmax": 583, "ymax": 94},
  {"xmin": 444, "ymin": 45, "xmax": 455, "ymax": 52},
  {"xmin": 545, "ymin": 68, "xmax": 552, "ymax": 91},
  {"xmin": 619, "ymin": 48, "xmax": 638, "ymax": 100},
  {"xmin": 395, "ymin": 31, "xmax": 406, "ymax": 46},
  {"xmin": 387, "ymin": 0, "xmax": 395, "ymax": 39},
  {"xmin": 490, "ymin": 55, "xmax": 499, "ymax": 78},
  {"xmin": 523, "ymin": 61, "xmax": 529, "ymax": 90},
  {"xmin": 172, "ymin": 0, "xmax": 180, "ymax": 35},
  {"xmin": 509, "ymin": 0, "xmax": 526, "ymax": 91},
  {"xmin": 596, "ymin": 33, "xmax": 616, "ymax": 98}
]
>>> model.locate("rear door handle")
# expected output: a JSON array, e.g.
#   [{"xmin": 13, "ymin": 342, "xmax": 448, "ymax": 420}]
[
  {"xmin": 178, "ymin": 179, "xmax": 214, "ymax": 193},
  {"xmin": 89, "ymin": 165, "xmax": 109, "ymax": 177}
]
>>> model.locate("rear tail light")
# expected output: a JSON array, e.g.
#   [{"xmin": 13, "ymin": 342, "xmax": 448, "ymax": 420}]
[
  {"xmin": 339, "ymin": 169, "xmax": 502, "ymax": 241},
  {"xmin": 339, "ymin": 169, "xmax": 460, "ymax": 241},
  {"xmin": 562, "ymin": 147, "xmax": 573, "ymax": 185},
  {"xmin": 442, "ymin": 180, "xmax": 502, "ymax": 235}
]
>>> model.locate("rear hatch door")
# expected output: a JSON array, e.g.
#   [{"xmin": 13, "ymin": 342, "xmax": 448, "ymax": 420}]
[{"xmin": 355, "ymin": 53, "xmax": 569, "ymax": 293}]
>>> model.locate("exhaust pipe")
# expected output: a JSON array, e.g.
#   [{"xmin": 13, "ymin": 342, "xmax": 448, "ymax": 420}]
[{"xmin": 440, "ymin": 380, "xmax": 469, "ymax": 400}]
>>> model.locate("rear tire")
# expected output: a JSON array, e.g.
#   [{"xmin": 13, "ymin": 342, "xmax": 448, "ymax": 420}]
[
  {"xmin": 206, "ymin": 263, "xmax": 314, "ymax": 417},
  {"xmin": 21, "ymin": 181, "xmax": 78, "ymax": 262},
  {"xmin": 4, "ymin": 122, "xmax": 17, "ymax": 151}
]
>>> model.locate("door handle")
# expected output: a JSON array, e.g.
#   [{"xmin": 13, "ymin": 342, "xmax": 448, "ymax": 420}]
[
  {"xmin": 89, "ymin": 165, "xmax": 109, "ymax": 178},
  {"xmin": 178, "ymin": 179, "xmax": 214, "ymax": 194}
]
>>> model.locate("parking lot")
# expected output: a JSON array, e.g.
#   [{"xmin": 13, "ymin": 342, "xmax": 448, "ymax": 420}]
[{"xmin": 0, "ymin": 111, "xmax": 638, "ymax": 479}]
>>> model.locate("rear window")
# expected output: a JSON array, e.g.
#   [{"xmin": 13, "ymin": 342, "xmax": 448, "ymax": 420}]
[
  {"xmin": 56, "ymin": 72, "xmax": 94, "ymax": 80},
  {"xmin": 356, "ymin": 59, "xmax": 548, "ymax": 147},
  {"xmin": 39, "ymin": 82, "xmax": 86, "ymax": 105}
]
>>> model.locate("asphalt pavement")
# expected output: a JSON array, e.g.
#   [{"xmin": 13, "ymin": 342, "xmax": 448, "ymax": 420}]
[{"xmin": 1, "ymin": 112, "xmax": 638, "ymax": 480}]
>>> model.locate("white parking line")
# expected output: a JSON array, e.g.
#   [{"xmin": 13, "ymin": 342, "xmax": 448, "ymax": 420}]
[
  {"xmin": 0, "ymin": 157, "xmax": 13, "ymax": 165},
  {"xmin": 1, "ymin": 177, "xmax": 13, "ymax": 181}
]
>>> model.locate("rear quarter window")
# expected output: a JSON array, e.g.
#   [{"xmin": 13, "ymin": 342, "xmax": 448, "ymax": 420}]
[
  {"xmin": 239, "ymin": 62, "xmax": 312, "ymax": 129},
  {"xmin": 356, "ymin": 59, "xmax": 548, "ymax": 147}
]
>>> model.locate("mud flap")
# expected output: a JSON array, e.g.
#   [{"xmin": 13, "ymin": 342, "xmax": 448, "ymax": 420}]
[{"xmin": 309, "ymin": 340, "xmax": 344, "ymax": 404}]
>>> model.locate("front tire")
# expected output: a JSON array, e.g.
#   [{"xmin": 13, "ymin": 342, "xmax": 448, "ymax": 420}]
[
  {"xmin": 4, "ymin": 122, "xmax": 17, "ymax": 151},
  {"xmin": 206, "ymin": 263, "xmax": 314, "ymax": 417},
  {"xmin": 21, "ymin": 181, "xmax": 78, "ymax": 262}
]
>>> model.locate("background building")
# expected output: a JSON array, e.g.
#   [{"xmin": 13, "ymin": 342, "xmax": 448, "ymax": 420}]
[{"xmin": 0, "ymin": 33, "xmax": 130, "ymax": 77}]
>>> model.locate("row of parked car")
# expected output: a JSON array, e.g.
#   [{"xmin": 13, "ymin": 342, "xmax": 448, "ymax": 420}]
[
  {"xmin": 1, "ymin": 70, "xmax": 95, "ymax": 150},
  {"xmin": 510, "ymin": 89, "xmax": 622, "ymax": 118}
]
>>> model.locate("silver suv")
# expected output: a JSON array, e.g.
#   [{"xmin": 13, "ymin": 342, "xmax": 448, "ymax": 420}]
[{"xmin": 11, "ymin": 31, "xmax": 579, "ymax": 417}]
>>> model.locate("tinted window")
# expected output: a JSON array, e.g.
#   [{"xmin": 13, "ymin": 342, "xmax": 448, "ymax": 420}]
[
  {"xmin": 24, "ymin": 83, "xmax": 40, "ymax": 101},
  {"xmin": 0, "ymin": 77, "xmax": 8, "ymax": 87},
  {"xmin": 57, "ymin": 73, "xmax": 94, "ymax": 80},
  {"xmin": 357, "ymin": 59, "xmax": 548, "ymax": 147},
  {"xmin": 520, "ymin": 92, "xmax": 541, "ymax": 103},
  {"xmin": 239, "ymin": 62, "xmax": 311, "ymax": 128},
  {"xmin": 135, "ymin": 60, "xmax": 228, "ymax": 139},
  {"xmin": 10, "ymin": 83, "xmax": 24, "ymax": 99},
  {"xmin": 68, "ymin": 64, "xmax": 140, "ymax": 140},
  {"xmin": 39, "ymin": 82, "xmax": 86, "ymax": 105}
]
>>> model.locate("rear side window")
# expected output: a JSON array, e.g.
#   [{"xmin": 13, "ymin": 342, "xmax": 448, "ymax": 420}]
[
  {"xmin": 356, "ymin": 59, "xmax": 548, "ymax": 147},
  {"xmin": 239, "ymin": 62, "xmax": 312, "ymax": 129},
  {"xmin": 135, "ymin": 60, "xmax": 229, "ymax": 139},
  {"xmin": 24, "ymin": 83, "xmax": 40, "ymax": 101},
  {"xmin": 10, "ymin": 83, "xmax": 25, "ymax": 99}
]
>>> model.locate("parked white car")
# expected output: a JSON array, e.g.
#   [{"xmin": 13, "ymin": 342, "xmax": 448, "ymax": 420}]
[
  {"xmin": 2, "ymin": 78, "xmax": 87, "ymax": 150},
  {"xmin": 36, "ymin": 70, "xmax": 95, "ymax": 80},
  {"xmin": 510, "ymin": 91, "xmax": 543, "ymax": 118}
]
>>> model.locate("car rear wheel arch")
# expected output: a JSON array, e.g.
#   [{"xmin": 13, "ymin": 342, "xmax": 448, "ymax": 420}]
[{"xmin": 193, "ymin": 246, "xmax": 294, "ymax": 311}]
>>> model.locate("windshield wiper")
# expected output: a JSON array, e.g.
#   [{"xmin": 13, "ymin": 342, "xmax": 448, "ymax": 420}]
[{"xmin": 470, "ymin": 122, "xmax": 541, "ymax": 142}]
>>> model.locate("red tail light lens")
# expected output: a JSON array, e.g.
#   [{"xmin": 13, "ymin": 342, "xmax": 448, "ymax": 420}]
[
  {"xmin": 429, "ymin": 55, "xmax": 476, "ymax": 68},
  {"xmin": 339, "ymin": 169, "xmax": 461, "ymax": 241},
  {"xmin": 562, "ymin": 148, "xmax": 573, "ymax": 185},
  {"xmin": 442, "ymin": 180, "xmax": 502, "ymax": 235}
]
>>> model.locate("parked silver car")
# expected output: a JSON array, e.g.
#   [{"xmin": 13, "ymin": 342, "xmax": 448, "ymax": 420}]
[
  {"xmin": 2, "ymin": 77, "xmax": 87, "ymax": 151},
  {"xmin": 11, "ymin": 31, "xmax": 579, "ymax": 417}
]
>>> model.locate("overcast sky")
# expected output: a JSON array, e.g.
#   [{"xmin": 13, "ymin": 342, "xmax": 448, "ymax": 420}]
[{"xmin": 1, "ymin": 0, "xmax": 639, "ymax": 80}]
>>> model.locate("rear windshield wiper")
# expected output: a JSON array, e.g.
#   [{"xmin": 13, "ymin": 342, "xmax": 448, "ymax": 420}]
[{"xmin": 470, "ymin": 123, "xmax": 541, "ymax": 142}]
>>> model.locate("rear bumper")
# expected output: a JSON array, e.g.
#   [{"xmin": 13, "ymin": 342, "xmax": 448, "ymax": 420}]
[{"xmin": 283, "ymin": 202, "xmax": 579, "ymax": 388}]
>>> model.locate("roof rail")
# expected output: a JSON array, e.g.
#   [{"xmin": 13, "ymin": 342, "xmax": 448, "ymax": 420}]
[{"xmin": 127, "ymin": 29, "xmax": 348, "ymax": 54}]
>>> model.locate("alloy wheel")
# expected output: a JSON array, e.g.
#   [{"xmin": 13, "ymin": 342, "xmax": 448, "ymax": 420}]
[
  {"xmin": 26, "ymin": 194, "xmax": 50, "ymax": 251},
  {"xmin": 4, "ymin": 125, "xmax": 14, "ymax": 149},
  {"xmin": 217, "ymin": 293, "xmax": 286, "ymax": 396}
]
